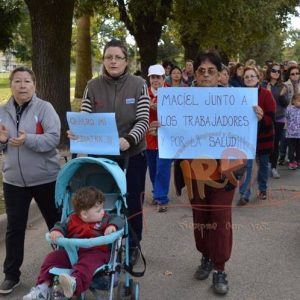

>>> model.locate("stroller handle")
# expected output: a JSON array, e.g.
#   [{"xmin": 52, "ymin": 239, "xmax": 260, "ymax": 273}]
[{"xmin": 45, "ymin": 229, "xmax": 124, "ymax": 248}]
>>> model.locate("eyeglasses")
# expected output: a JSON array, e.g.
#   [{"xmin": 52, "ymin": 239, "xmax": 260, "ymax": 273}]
[
  {"xmin": 290, "ymin": 72, "xmax": 300, "ymax": 76},
  {"xmin": 244, "ymin": 75, "xmax": 258, "ymax": 80},
  {"xmin": 271, "ymin": 69, "xmax": 281, "ymax": 74},
  {"xmin": 197, "ymin": 68, "xmax": 218, "ymax": 75},
  {"xmin": 103, "ymin": 55, "xmax": 126, "ymax": 62}
]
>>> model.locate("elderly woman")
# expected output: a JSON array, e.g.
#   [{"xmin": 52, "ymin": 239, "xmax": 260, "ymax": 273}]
[
  {"xmin": 146, "ymin": 64, "xmax": 172, "ymax": 213},
  {"xmin": 0, "ymin": 66, "xmax": 61, "ymax": 295},
  {"xmin": 69, "ymin": 39, "xmax": 150, "ymax": 265},
  {"xmin": 238, "ymin": 66, "xmax": 276, "ymax": 204}
]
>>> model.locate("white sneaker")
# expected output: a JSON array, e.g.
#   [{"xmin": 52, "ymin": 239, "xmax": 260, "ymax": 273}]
[
  {"xmin": 23, "ymin": 285, "xmax": 50, "ymax": 300},
  {"xmin": 59, "ymin": 274, "xmax": 76, "ymax": 298},
  {"xmin": 271, "ymin": 168, "xmax": 280, "ymax": 179}
]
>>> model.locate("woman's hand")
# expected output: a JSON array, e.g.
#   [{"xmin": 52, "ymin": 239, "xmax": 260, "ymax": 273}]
[
  {"xmin": 67, "ymin": 130, "xmax": 77, "ymax": 140},
  {"xmin": 280, "ymin": 86, "xmax": 287, "ymax": 96},
  {"xmin": 0, "ymin": 124, "xmax": 9, "ymax": 144},
  {"xmin": 148, "ymin": 121, "xmax": 160, "ymax": 136},
  {"xmin": 49, "ymin": 230, "xmax": 64, "ymax": 241},
  {"xmin": 150, "ymin": 100, "xmax": 157, "ymax": 110},
  {"xmin": 253, "ymin": 105, "xmax": 263, "ymax": 121},
  {"xmin": 119, "ymin": 137, "xmax": 130, "ymax": 151},
  {"xmin": 8, "ymin": 129, "xmax": 26, "ymax": 147}
]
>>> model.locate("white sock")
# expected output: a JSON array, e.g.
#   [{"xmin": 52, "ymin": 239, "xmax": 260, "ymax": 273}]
[{"xmin": 37, "ymin": 283, "xmax": 49, "ymax": 291}]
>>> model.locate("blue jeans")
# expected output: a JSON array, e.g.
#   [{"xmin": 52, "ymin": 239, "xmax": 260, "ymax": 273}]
[
  {"xmin": 239, "ymin": 159, "xmax": 253, "ymax": 199},
  {"xmin": 239, "ymin": 154, "xmax": 270, "ymax": 199},
  {"xmin": 146, "ymin": 150, "xmax": 172, "ymax": 205},
  {"xmin": 257, "ymin": 153, "xmax": 270, "ymax": 192}
]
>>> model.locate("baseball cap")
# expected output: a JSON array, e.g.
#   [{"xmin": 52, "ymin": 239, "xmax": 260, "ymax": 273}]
[{"xmin": 148, "ymin": 64, "xmax": 165, "ymax": 76}]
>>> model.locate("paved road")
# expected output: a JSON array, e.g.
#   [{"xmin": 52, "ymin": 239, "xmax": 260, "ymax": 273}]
[{"xmin": 0, "ymin": 164, "xmax": 300, "ymax": 299}]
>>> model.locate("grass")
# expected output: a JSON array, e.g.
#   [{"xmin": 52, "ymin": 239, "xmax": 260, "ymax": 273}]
[
  {"xmin": 0, "ymin": 73, "xmax": 11, "ymax": 103},
  {"xmin": 0, "ymin": 72, "xmax": 80, "ymax": 214}
]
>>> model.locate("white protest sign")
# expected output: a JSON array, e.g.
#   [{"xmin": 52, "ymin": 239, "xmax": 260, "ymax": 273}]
[
  {"xmin": 67, "ymin": 112, "xmax": 120, "ymax": 155},
  {"xmin": 157, "ymin": 87, "xmax": 258, "ymax": 159}
]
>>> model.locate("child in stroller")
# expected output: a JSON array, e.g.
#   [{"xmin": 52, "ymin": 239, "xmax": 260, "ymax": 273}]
[{"xmin": 23, "ymin": 186, "xmax": 124, "ymax": 300}]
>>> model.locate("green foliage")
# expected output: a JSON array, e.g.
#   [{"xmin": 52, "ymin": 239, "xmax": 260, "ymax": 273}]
[
  {"xmin": 283, "ymin": 29, "xmax": 300, "ymax": 61},
  {"xmin": 157, "ymin": 25, "xmax": 183, "ymax": 64},
  {"xmin": 10, "ymin": 3, "xmax": 32, "ymax": 62},
  {"xmin": 0, "ymin": 0, "xmax": 23, "ymax": 50},
  {"xmin": 172, "ymin": 0, "xmax": 300, "ymax": 62}
]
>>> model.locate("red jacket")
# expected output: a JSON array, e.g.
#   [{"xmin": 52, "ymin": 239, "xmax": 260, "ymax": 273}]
[
  {"xmin": 51, "ymin": 213, "xmax": 123, "ymax": 252},
  {"xmin": 146, "ymin": 86, "xmax": 159, "ymax": 149},
  {"xmin": 257, "ymin": 87, "xmax": 276, "ymax": 154}
]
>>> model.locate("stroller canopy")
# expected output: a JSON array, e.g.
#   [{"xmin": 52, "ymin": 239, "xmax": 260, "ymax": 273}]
[{"xmin": 55, "ymin": 157, "xmax": 127, "ymax": 208}]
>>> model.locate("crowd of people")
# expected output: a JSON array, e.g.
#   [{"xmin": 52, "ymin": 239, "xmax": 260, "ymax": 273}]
[{"xmin": 0, "ymin": 38, "xmax": 299, "ymax": 298}]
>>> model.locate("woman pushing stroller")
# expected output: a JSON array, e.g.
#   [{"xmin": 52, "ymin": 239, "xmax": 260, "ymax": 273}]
[{"xmin": 23, "ymin": 186, "xmax": 124, "ymax": 300}]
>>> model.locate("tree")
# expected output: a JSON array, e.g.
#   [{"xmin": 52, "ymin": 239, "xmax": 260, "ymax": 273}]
[
  {"xmin": 10, "ymin": 3, "xmax": 32, "ymax": 63},
  {"xmin": 0, "ymin": 0, "xmax": 23, "ymax": 51},
  {"xmin": 157, "ymin": 25, "xmax": 183, "ymax": 65},
  {"xmin": 74, "ymin": 15, "xmax": 92, "ymax": 99},
  {"xmin": 172, "ymin": 0, "xmax": 300, "ymax": 63},
  {"xmin": 116, "ymin": 0, "xmax": 172, "ymax": 77},
  {"xmin": 25, "ymin": 0, "xmax": 75, "ymax": 148}
]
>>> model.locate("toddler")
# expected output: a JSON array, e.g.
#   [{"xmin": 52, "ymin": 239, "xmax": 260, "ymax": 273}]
[
  {"xmin": 286, "ymin": 93, "xmax": 300, "ymax": 169},
  {"xmin": 23, "ymin": 186, "xmax": 124, "ymax": 299}
]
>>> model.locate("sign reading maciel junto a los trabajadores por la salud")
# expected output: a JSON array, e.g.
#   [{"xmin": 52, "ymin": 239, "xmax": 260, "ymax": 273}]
[{"xmin": 157, "ymin": 87, "xmax": 258, "ymax": 159}]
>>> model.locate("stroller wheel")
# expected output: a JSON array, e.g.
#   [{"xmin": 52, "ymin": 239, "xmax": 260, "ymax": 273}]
[
  {"xmin": 130, "ymin": 280, "xmax": 139, "ymax": 300},
  {"xmin": 116, "ymin": 279, "xmax": 139, "ymax": 300}
]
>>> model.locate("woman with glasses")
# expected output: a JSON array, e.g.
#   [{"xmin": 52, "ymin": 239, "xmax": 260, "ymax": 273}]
[
  {"xmin": 238, "ymin": 67, "xmax": 276, "ymax": 205},
  {"xmin": 0, "ymin": 67, "xmax": 61, "ymax": 295},
  {"xmin": 172, "ymin": 53, "xmax": 263, "ymax": 295},
  {"xmin": 261, "ymin": 63, "xmax": 289, "ymax": 179},
  {"xmin": 69, "ymin": 39, "xmax": 150, "ymax": 265},
  {"xmin": 279, "ymin": 65, "xmax": 300, "ymax": 165}
]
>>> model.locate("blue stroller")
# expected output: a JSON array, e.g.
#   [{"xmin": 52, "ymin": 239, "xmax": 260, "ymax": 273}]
[{"xmin": 46, "ymin": 157, "xmax": 141, "ymax": 300}]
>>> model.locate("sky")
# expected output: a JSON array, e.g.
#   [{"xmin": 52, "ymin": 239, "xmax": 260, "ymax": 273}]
[{"xmin": 289, "ymin": 8, "xmax": 300, "ymax": 29}]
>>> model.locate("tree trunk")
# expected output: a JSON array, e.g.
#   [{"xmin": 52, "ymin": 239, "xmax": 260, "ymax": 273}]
[
  {"xmin": 24, "ymin": 0, "xmax": 75, "ymax": 149},
  {"xmin": 183, "ymin": 39, "xmax": 200, "ymax": 62},
  {"xmin": 135, "ymin": 35, "xmax": 160, "ymax": 78},
  {"xmin": 75, "ymin": 15, "xmax": 92, "ymax": 99}
]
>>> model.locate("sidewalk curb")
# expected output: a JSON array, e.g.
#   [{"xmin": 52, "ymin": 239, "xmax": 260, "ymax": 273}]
[{"xmin": 0, "ymin": 201, "xmax": 42, "ymax": 243}]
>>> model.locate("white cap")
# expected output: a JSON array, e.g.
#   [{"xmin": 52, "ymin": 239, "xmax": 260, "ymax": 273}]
[{"xmin": 148, "ymin": 64, "xmax": 165, "ymax": 76}]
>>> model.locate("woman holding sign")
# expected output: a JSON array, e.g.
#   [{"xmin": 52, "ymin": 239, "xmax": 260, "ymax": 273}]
[
  {"xmin": 173, "ymin": 53, "xmax": 263, "ymax": 295},
  {"xmin": 238, "ymin": 67, "xmax": 276, "ymax": 205},
  {"xmin": 0, "ymin": 67, "xmax": 61, "ymax": 295},
  {"xmin": 69, "ymin": 39, "xmax": 150, "ymax": 266}
]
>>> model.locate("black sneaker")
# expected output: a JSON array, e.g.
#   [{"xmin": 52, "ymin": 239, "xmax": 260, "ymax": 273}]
[
  {"xmin": 237, "ymin": 197, "xmax": 249, "ymax": 206},
  {"xmin": 278, "ymin": 156, "xmax": 285, "ymax": 166},
  {"xmin": 212, "ymin": 271, "xmax": 229, "ymax": 295},
  {"xmin": 0, "ymin": 279, "xmax": 20, "ymax": 294},
  {"xmin": 194, "ymin": 256, "xmax": 213, "ymax": 280},
  {"xmin": 158, "ymin": 205, "xmax": 168, "ymax": 213},
  {"xmin": 258, "ymin": 191, "xmax": 267, "ymax": 200}
]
